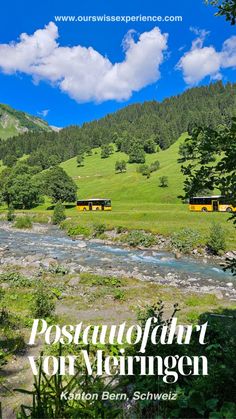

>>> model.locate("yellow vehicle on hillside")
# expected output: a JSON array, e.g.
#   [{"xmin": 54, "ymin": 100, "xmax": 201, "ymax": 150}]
[
  {"xmin": 189, "ymin": 196, "xmax": 236, "ymax": 212},
  {"xmin": 77, "ymin": 199, "xmax": 112, "ymax": 211}
]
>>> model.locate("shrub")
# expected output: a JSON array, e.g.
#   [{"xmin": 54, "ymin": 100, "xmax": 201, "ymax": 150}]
[
  {"xmin": 113, "ymin": 290, "xmax": 125, "ymax": 300},
  {"xmin": 14, "ymin": 216, "xmax": 32, "ymax": 229},
  {"xmin": 67, "ymin": 224, "xmax": 91, "ymax": 237},
  {"xmin": 0, "ymin": 307, "xmax": 9, "ymax": 326},
  {"xmin": 132, "ymin": 302, "xmax": 236, "ymax": 418},
  {"xmin": 123, "ymin": 230, "xmax": 157, "ymax": 247},
  {"xmin": 207, "ymin": 222, "xmax": 226, "ymax": 255},
  {"xmin": 116, "ymin": 225, "xmax": 126, "ymax": 234},
  {"xmin": 76, "ymin": 154, "xmax": 84, "ymax": 167},
  {"xmin": 0, "ymin": 272, "xmax": 33, "ymax": 287},
  {"xmin": 137, "ymin": 164, "xmax": 149, "ymax": 175},
  {"xmin": 15, "ymin": 345, "xmax": 123, "ymax": 418},
  {"xmin": 48, "ymin": 264, "xmax": 69, "ymax": 275},
  {"xmin": 171, "ymin": 228, "xmax": 201, "ymax": 253},
  {"xmin": 101, "ymin": 144, "xmax": 113, "ymax": 159},
  {"xmin": 115, "ymin": 160, "xmax": 126, "ymax": 173},
  {"xmin": 159, "ymin": 176, "xmax": 169, "ymax": 187},
  {"xmin": 150, "ymin": 160, "xmax": 160, "ymax": 172},
  {"xmin": 31, "ymin": 286, "xmax": 55, "ymax": 318},
  {"xmin": 93, "ymin": 223, "xmax": 106, "ymax": 237},
  {"xmin": 0, "ymin": 287, "xmax": 5, "ymax": 302},
  {"xmin": 52, "ymin": 201, "xmax": 66, "ymax": 225},
  {"xmin": 80, "ymin": 273, "xmax": 121, "ymax": 287},
  {"xmin": 137, "ymin": 161, "xmax": 160, "ymax": 178},
  {"xmin": 7, "ymin": 205, "xmax": 15, "ymax": 222}
]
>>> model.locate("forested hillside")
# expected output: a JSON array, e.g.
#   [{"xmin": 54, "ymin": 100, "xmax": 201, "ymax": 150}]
[
  {"xmin": 0, "ymin": 81, "xmax": 235, "ymax": 169},
  {"xmin": 0, "ymin": 104, "xmax": 52, "ymax": 140}
]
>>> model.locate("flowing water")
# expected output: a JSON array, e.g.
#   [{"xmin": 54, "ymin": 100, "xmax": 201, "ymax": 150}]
[{"xmin": 0, "ymin": 224, "xmax": 235, "ymax": 295}]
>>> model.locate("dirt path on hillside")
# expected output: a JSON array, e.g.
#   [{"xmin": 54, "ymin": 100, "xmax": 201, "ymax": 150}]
[{"xmin": 0, "ymin": 342, "xmax": 41, "ymax": 419}]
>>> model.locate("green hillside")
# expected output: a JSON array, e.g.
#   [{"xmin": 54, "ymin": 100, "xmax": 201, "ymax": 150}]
[
  {"xmin": 61, "ymin": 136, "xmax": 185, "ymax": 204},
  {"xmin": 59, "ymin": 135, "xmax": 236, "ymax": 249},
  {"xmin": 1, "ymin": 81, "xmax": 235, "ymax": 167},
  {"xmin": 0, "ymin": 104, "xmax": 52, "ymax": 140}
]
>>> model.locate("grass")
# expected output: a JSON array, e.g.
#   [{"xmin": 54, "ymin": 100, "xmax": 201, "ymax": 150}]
[
  {"xmin": 61, "ymin": 136, "xmax": 185, "ymax": 204},
  {"xmin": 1, "ymin": 266, "xmax": 236, "ymax": 412},
  {"xmin": 1, "ymin": 269, "xmax": 235, "ymax": 326},
  {"xmin": 60, "ymin": 135, "xmax": 235, "ymax": 249},
  {"xmin": 14, "ymin": 216, "xmax": 32, "ymax": 229},
  {"xmin": 0, "ymin": 134, "xmax": 235, "ymax": 249},
  {"xmin": 0, "ymin": 125, "xmax": 19, "ymax": 140}
]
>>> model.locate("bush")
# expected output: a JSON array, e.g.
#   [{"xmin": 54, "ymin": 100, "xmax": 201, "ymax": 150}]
[
  {"xmin": 132, "ymin": 302, "xmax": 236, "ymax": 418},
  {"xmin": 159, "ymin": 176, "xmax": 169, "ymax": 187},
  {"xmin": 101, "ymin": 144, "xmax": 113, "ymax": 159},
  {"xmin": 52, "ymin": 201, "xmax": 66, "ymax": 225},
  {"xmin": 113, "ymin": 290, "xmax": 125, "ymax": 300},
  {"xmin": 123, "ymin": 230, "xmax": 157, "ymax": 247},
  {"xmin": 171, "ymin": 228, "xmax": 201, "ymax": 253},
  {"xmin": 137, "ymin": 161, "xmax": 160, "ymax": 178},
  {"xmin": 67, "ymin": 224, "xmax": 91, "ymax": 237},
  {"xmin": 137, "ymin": 164, "xmax": 149, "ymax": 174},
  {"xmin": 93, "ymin": 223, "xmax": 106, "ymax": 237},
  {"xmin": 136, "ymin": 164, "xmax": 151, "ymax": 178},
  {"xmin": 80, "ymin": 273, "xmax": 121, "ymax": 287},
  {"xmin": 15, "ymin": 345, "xmax": 123, "ymax": 419},
  {"xmin": 116, "ymin": 225, "xmax": 126, "ymax": 234},
  {"xmin": 115, "ymin": 160, "xmax": 126, "ymax": 173},
  {"xmin": 0, "ymin": 272, "xmax": 33, "ymax": 287},
  {"xmin": 31, "ymin": 286, "xmax": 55, "ymax": 318},
  {"xmin": 7, "ymin": 205, "xmax": 15, "ymax": 222},
  {"xmin": 76, "ymin": 154, "xmax": 84, "ymax": 167},
  {"xmin": 0, "ymin": 287, "xmax": 5, "ymax": 302},
  {"xmin": 150, "ymin": 160, "xmax": 160, "ymax": 172},
  {"xmin": 14, "ymin": 216, "xmax": 32, "ymax": 229},
  {"xmin": 207, "ymin": 222, "xmax": 226, "ymax": 255},
  {"xmin": 48, "ymin": 264, "xmax": 69, "ymax": 275}
]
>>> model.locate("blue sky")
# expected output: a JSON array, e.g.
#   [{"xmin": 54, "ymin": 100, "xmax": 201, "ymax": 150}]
[{"xmin": 0, "ymin": 0, "xmax": 235, "ymax": 127}]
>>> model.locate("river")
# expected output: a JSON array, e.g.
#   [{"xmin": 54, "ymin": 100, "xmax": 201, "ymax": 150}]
[{"xmin": 0, "ymin": 223, "xmax": 235, "ymax": 298}]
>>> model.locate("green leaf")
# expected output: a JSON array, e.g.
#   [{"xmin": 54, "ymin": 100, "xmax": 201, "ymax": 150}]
[
  {"xmin": 220, "ymin": 402, "xmax": 236, "ymax": 418},
  {"xmin": 206, "ymin": 398, "xmax": 219, "ymax": 410},
  {"xmin": 209, "ymin": 412, "xmax": 222, "ymax": 419}
]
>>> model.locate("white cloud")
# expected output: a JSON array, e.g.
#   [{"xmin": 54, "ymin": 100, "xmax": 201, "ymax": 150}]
[
  {"xmin": 221, "ymin": 36, "xmax": 236, "ymax": 68},
  {"xmin": 0, "ymin": 22, "xmax": 168, "ymax": 103},
  {"xmin": 177, "ymin": 29, "xmax": 236, "ymax": 85},
  {"xmin": 38, "ymin": 109, "xmax": 49, "ymax": 117}
]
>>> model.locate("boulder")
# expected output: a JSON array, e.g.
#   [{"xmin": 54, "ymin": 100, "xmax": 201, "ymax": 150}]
[
  {"xmin": 41, "ymin": 258, "xmax": 58, "ymax": 268},
  {"xmin": 0, "ymin": 283, "xmax": 10, "ymax": 290},
  {"xmin": 77, "ymin": 242, "xmax": 87, "ymax": 248},
  {"xmin": 68, "ymin": 277, "xmax": 81, "ymax": 287},
  {"xmin": 175, "ymin": 252, "xmax": 181, "ymax": 259}
]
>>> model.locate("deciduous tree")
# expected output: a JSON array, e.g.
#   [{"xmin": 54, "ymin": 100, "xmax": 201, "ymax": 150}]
[{"xmin": 43, "ymin": 166, "xmax": 78, "ymax": 203}]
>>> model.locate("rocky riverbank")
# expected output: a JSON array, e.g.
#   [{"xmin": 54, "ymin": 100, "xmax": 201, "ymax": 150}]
[
  {"xmin": 0, "ymin": 221, "xmax": 235, "ymax": 300},
  {"xmin": 1, "ymin": 220, "xmax": 236, "ymax": 263}
]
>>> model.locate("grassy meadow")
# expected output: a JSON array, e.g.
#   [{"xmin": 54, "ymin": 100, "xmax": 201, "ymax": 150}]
[
  {"xmin": 0, "ymin": 134, "xmax": 235, "ymax": 249},
  {"xmin": 60, "ymin": 135, "xmax": 235, "ymax": 249}
]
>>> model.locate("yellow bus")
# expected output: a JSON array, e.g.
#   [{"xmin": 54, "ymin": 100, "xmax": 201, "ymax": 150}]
[
  {"xmin": 77, "ymin": 199, "xmax": 112, "ymax": 211},
  {"xmin": 189, "ymin": 196, "xmax": 236, "ymax": 213}
]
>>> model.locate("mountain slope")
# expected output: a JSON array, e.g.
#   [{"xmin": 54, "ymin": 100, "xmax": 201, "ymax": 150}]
[
  {"xmin": 0, "ymin": 81, "xmax": 235, "ymax": 164},
  {"xmin": 0, "ymin": 104, "xmax": 52, "ymax": 140},
  {"xmin": 59, "ymin": 135, "xmax": 236, "ymax": 249},
  {"xmin": 61, "ymin": 135, "xmax": 185, "ymax": 205}
]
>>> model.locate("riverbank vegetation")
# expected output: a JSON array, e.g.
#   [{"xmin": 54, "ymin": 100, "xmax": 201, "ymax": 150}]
[{"xmin": 1, "ymin": 263, "xmax": 236, "ymax": 417}]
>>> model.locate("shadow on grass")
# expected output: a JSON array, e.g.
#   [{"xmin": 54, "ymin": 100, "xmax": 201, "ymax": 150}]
[{"xmin": 46, "ymin": 203, "xmax": 76, "ymax": 210}]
